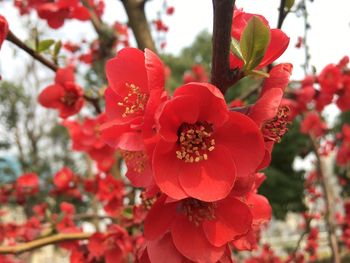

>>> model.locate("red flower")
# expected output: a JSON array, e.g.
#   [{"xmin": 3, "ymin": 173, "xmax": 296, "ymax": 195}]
[
  {"xmin": 101, "ymin": 47, "xmax": 166, "ymax": 152},
  {"xmin": 63, "ymin": 114, "xmax": 116, "ymax": 172},
  {"xmin": 38, "ymin": 67, "xmax": 84, "ymax": 118},
  {"xmin": 166, "ymin": 6, "xmax": 175, "ymax": 15},
  {"xmin": 16, "ymin": 173, "xmax": 39, "ymax": 196},
  {"xmin": 153, "ymin": 83, "xmax": 265, "ymax": 201},
  {"xmin": 96, "ymin": 175, "xmax": 124, "ymax": 215},
  {"xmin": 318, "ymin": 64, "xmax": 342, "ymax": 94},
  {"xmin": 248, "ymin": 63, "xmax": 292, "ymax": 168},
  {"xmin": 53, "ymin": 167, "xmax": 75, "ymax": 191},
  {"xmin": 0, "ymin": 15, "xmax": 9, "ymax": 50},
  {"xmin": 230, "ymin": 9, "xmax": 290, "ymax": 69},
  {"xmin": 300, "ymin": 112, "xmax": 327, "ymax": 138},
  {"xmin": 144, "ymin": 194, "xmax": 253, "ymax": 262},
  {"xmin": 88, "ymin": 225, "xmax": 132, "ymax": 263}
]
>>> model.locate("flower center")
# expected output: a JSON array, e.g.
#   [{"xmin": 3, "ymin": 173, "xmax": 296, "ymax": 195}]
[
  {"xmin": 176, "ymin": 121, "xmax": 215, "ymax": 163},
  {"xmin": 118, "ymin": 83, "xmax": 149, "ymax": 118},
  {"xmin": 61, "ymin": 91, "xmax": 78, "ymax": 106},
  {"xmin": 262, "ymin": 105, "xmax": 290, "ymax": 143},
  {"xmin": 120, "ymin": 150, "xmax": 147, "ymax": 174},
  {"xmin": 180, "ymin": 198, "xmax": 216, "ymax": 226}
]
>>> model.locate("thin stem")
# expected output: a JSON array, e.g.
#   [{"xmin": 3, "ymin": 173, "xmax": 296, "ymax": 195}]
[
  {"xmin": 211, "ymin": 0, "xmax": 241, "ymax": 95},
  {"xmin": 0, "ymin": 232, "xmax": 92, "ymax": 255},
  {"xmin": 310, "ymin": 134, "xmax": 341, "ymax": 263},
  {"xmin": 6, "ymin": 30, "xmax": 58, "ymax": 72}
]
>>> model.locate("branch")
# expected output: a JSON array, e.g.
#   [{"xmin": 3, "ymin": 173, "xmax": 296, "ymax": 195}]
[
  {"xmin": 6, "ymin": 30, "xmax": 102, "ymax": 113},
  {"xmin": 290, "ymin": 217, "xmax": 312, "ymax": 259},
  {"xmin": 0, "ymin": 232, "xmax": 92, "ymax": 255},
  {"xmin": 310, "ymin": 134, "xmax": 341, "ymax": 263},
  {"xmin": 121, "ymin": 0, "xmax": 157, "ymax": 51},
  {"xmin": 6, "ymin": 30, "xmax": 58, "ymax": 72},
  {"xmin": 277, "ymin": 0, "xmax": 287, "ymax": 29},
  {"xmin": 211, "ymin": 0, "xmax": 242, "ymax": 95}
]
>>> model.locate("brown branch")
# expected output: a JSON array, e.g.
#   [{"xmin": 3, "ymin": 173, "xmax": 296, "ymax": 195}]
[
  {"xmin": 6, "ymin": 30, "xmax": 58, "ymax": 72},
  {"xmin": 0, "ymin": 232, "xmax": 92, "ymax": 255},
  {"xmin": 310, "ymin": 134, "xmax": 341, "ymax": 263},
  {"xmin": 121, "ymin": 0, "xmax": 157, "ymax": 51},
  {"xmin": 211, "ymin": 0, "xmax": 242, "ymax": 95},
  {"xmin": 6, "ymin": 30, "xmax": 102, "ymax": 113}
]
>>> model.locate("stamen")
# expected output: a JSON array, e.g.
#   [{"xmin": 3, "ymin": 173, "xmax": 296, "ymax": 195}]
[
  {"xmin": 180, "ymin": 199, "xmax": 216, "ymax": 226},
  {"xmin": 121, "ymin": 150, "xmax": 147, "ymax": 174},
  {"xmin": 262, "ymin": 106, "xmax": 290, "ymax": 143},
  {"xmin": 118, "ymin": 83, "xmax": 149, "ymax": 118},
  {"xmin": 176, "ymin": 121, "xmax": 215, "ymax": 163}
]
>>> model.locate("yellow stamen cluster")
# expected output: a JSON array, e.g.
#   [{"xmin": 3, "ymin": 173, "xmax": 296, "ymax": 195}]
[
  {"xmin": 121, "ymin": 150, "xmax": 147, "ymax": 174},
  {"xmin": 118, "ymin": 83, "xmax": 149, "ymax": 118},
  {"xmin": 176, "ymin": 122, "xmax": 215, "ymax": 163}
]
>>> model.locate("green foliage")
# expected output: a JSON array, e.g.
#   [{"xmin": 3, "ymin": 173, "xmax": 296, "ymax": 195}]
[{"xmin": 240, "ymin": 16, "xmax": 270, "ymax": 71}]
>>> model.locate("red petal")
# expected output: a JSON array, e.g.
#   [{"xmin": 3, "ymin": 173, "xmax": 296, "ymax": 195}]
[
  {"xmin": 55, "ymin": 67, "xmax": 75, "ymax": 85},
  {"xmin": 147, "ymin": 233, "xmax": 185, "ymax": 263},
  {"xmin": 203, "ymin": 197, "xmax": 252, "ymax": 247},
  {"xmin": 145, "ymin": 48, "xmax": 165, "ymax": 90},
  {"xmin": 71, "ymin": 6, "xmax": 90, "ymax": 21},
  {"xmin": 38, "ymin": 84, "xmax": 65, "ymax": 108},
  {"xmin": 171, "ymin": 215, "xmax": 225, "ymax": 262},
  {"xmin": 106, "ymin": 48, "xmax": 148, "ymax": 97},
  {"xmin": 246, "ymin": 193, "xmax": 272, "ymax": 224},
  {"xmin": 215, "ymin": 112, "xmax": 265, "ymax": 178},
  {"xmin": 152, "ymin": 141, "xmax": 188, "ymax": 200},
  {"xmin": 144, "ymin": 195, "xmax": 177, "ymax": 240},
  {"xmin": 259, "ymin": 29, "xmax": 290, "ymax": 67},
  {"xmin": 158, "ymin": 95, "xmax": 199, "ymax": 142},
  {"xmin": 178, "ymin": 145, "xmax": 236, "ymax": 202},
  {"xmin": 100, "ymin": 120, "xmax": 144, "ymax": 151},
  {"xmin": 248, "ymin": 88, "xmax": 283, "ymax": 126},
  {"xmin": 260, "ymin": 63, "xmax": 292, "ymax": 96},
  {"xmin": 174, "ymin": 83, "xmax": 228, "ymax": 129}
]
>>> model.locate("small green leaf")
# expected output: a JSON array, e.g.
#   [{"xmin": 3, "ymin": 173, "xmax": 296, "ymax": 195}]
[
  {"xmin": 247, "ymin": 69, "xmax": 270, "ymax": 78},
  {"xmin": 285, "ymin": 0, "xmax": 295, "ymax": 11},
  {"xmin": 38, "ymin": 39, "xmax": 55, "ymax": 52},
  {"xmin": 240, "ymin": 16, "xmax": 271, "ymax": 71},
  {"xmin": 53, "ymin": 40, "xmax": 62, "ymax": 57},
  {"xmin": 231, "ymin": 37, "xmax": 245, "ymax": 62}
]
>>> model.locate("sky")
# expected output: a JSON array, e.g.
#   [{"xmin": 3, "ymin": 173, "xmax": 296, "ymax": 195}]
[{"xmin": 1, "ymin": 0, "xmax": 350, "ymax": 87}]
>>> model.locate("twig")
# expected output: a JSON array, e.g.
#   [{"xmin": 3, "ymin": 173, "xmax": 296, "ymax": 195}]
[
  {"xmin": 310, "ymin": 134, "xmax": 341, "ymax": 263},
  {"xmin": 290, "ymin": 217, "xmax": 312, "ymax": 259},
  {"xmin": 0, "ymin": 232, "xmax": 92, "ymax": 255},
  {"xmin": 277, "ymin": 0, "xmax": 287, "ymax": 29},
  {"xmin": 211, "ymin": 0, "xmax": 242, "ymax": 95},
  {"xmin": 6, "ymin": 30, "xmax": 102, "ymax": 113},
  {"xmin": 121, "ymin": 0, "xmax": 157, "ymax": 51},
  {"xmin": 6, "ymin": 30, "xmax": 58, "ymax": 72}
]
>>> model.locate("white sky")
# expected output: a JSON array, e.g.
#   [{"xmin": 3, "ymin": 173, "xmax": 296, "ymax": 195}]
[{"xmin": 1, "ymin": 0, "xmax": 350, "ymax": 82}]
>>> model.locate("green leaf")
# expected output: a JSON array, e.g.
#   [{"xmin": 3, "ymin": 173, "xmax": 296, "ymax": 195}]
[
  {"xmin": 230, "ymin": 37, "xmax": 245, "ymax": 62},
  {"xmin": 285, "ymin": 0, "xmax": 295, "ymax": 10},
  {"xmin": 53, "ymin": 40, "xmax": 62, "ymax": 57},
  {"xmin": 240, "ymin": 16, "xmax": 271, "ymax": 71},
  {"xmin": 247, "ymin": 69, "xmax": 270, "ymax": 78},
  {"xmin": 38, "ymin": 39, "xmax": 55, "ymax": 52}
]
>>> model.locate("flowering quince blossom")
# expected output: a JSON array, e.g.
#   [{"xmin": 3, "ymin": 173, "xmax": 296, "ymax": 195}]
[
  {"xmin": 16, "ymin": 173, "xmax": 39, "ymax": 197},
  {"xmin": 0, "ymin": 15, "xmax": 8, "ymax": 50},
  {"xmin": 247, "ymin": 63, "xmax": 293, "ymax": 168},
  {"xmin": 153, "ymin": 83, "xmax": 265, "ymax": 201},
  {"xmin": 142, "ymin": 173, "xmax": 271, "ymax": 262},
  {"xmin": 63, "ymin": 114, "xmax": 116, "ymax": 172},
  {"xmin": 336, "ymin": 124, "xmax": 350, "ymax": 166},
  {"xmin": 38, "ymin": 67, "xmax": 84, "ymax": 118},
  {"xmin": 300, "ymin": 112, "xmax": 327, "ymax": 138},
  {"xmin": 230, "ymin": 9, "xmax": 290, "ymax": 69}
]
